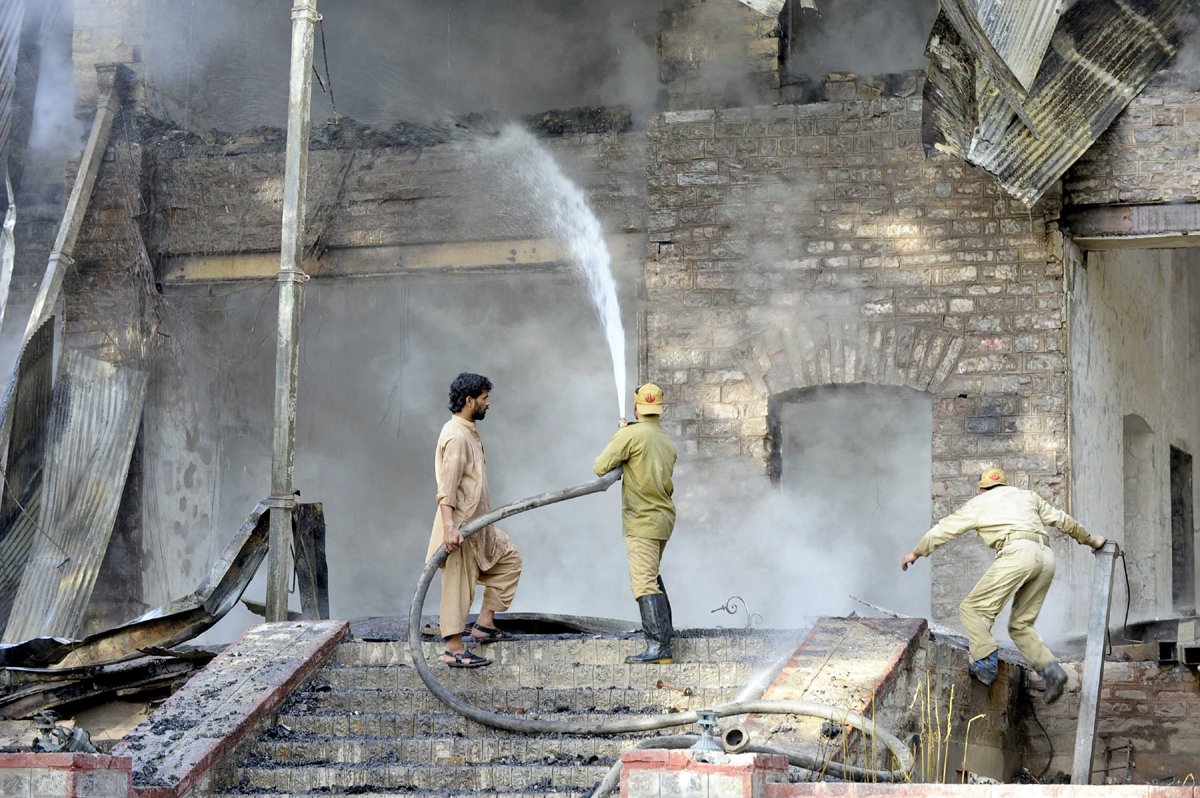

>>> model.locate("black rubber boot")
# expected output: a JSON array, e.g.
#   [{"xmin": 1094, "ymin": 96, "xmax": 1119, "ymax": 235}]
[
  {"xmin": 656, "ymin": 575, "xmax": 673, "ymax": 629},
  {"xmin": 1039, "ymin": 661, "xmax": 1068, "ymax": 704},
  {"xmin": 626, "ymin": 593, "xmax": 673, "ymax": 664}
]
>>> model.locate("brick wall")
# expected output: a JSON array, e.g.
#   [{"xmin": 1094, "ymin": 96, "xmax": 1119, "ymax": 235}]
[
  {"xmin": 644, "ymin": 99, "xmax": 1070, "ymax": 624},
  {"xmin": 1065, "ymin": 71, "xmax": 1200, "ymax": 207},
  {"xmin": 0, "ymin": 753, "xmax": 132, "ymax": 798},
  {"xmin": 658, "ymin": 0, "xmax": 783, "ymax": 111},
  {"xmin": 1024, "ymin": 661, "xmax": 1200, "ymax": 782},
  {"xmin": 141, "ymin": 127, "xmax": 646, "ymax": 257}
]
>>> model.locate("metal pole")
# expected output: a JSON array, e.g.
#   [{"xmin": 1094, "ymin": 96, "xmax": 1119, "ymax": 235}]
[
  {"xmin": 266, "ymin": 0, "xmax": 318, "ymax": 622},
  {"xmin": 25, "ymin": 64, "xmax": 132, "ymax": 342},
  {"xmin": 1071, "ymin": 541, "xmax": 1119, "ymax": 784}
]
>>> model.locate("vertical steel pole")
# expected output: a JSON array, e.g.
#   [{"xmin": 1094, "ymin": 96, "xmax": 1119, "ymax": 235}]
[
  {"xmin": 1071, "ymin": 541, "xmax": 1119, "ymax": 784},
  {"xmin": 267, "ymin": 0, "xmax": 318, "ymax": 623}
]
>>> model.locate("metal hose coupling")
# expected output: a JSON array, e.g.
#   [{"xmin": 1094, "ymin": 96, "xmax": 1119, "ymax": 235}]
[{"xmin": 721, "ymin": 725, "xmax": 751, "ymax": 754}]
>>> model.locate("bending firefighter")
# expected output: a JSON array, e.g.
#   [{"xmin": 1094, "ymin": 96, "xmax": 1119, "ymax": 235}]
[
  {"xmin": 900, "ymin": 467, "xmax": 1107, "ymax": 703},
  {"xmin": 593, "ymin": 383, "xmax": 678, "ymax": 664}
]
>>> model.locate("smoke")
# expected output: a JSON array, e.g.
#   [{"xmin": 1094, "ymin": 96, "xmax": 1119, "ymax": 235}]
[
  {"xmin": 25, "ymin": 10, "xmax": 82, "ymax": 160},
  {"xmin": 785, "ymin": 0, "xmax": 938, "ymax": 84},
  {"xmin": 142, "ymin": 0, "xmax": 659, "ymax": 131}
]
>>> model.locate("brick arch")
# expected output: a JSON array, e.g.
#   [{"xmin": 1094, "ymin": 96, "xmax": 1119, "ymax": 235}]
[{"xmin": 733, "ymin": 320, "xmax": 966, "ymax": 398}]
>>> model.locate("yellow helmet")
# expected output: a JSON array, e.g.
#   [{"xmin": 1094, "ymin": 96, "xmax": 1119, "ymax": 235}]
[{"xmin": 978, "ymin": 467, "xmax": 1007, "ymax": 488}]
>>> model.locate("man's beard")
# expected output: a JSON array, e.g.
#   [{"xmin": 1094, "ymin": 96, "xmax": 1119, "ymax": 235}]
[{"xmin": 474, "ymin": 407, "xmax": 487, "ymax": 421}]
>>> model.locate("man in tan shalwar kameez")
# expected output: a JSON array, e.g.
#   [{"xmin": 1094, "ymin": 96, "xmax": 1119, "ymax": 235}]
[{"xmin": 427, "ymin": 373, "xmax": 522, "ymax": 668}]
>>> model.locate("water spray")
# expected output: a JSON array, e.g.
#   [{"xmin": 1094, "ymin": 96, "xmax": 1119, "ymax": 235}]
[{"xmin": 479, "ymin": 125, "xmax": 627, "ymax": 417}]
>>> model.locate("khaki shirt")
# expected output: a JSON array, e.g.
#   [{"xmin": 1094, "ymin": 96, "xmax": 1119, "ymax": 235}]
[
  {"xmin": 426, "ymin": 415, "xmax": 510, "ymax": 570},
  {"xmin": 593, "ymin": 417, "xmax": 677, "ymax": 540},
  {"xmin": 913, "ymin": 485, "xmax": 1095, "ymax": 558}
]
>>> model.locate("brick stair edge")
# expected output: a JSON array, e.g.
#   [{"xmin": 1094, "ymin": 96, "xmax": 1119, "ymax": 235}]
[{"xmin": 122, "ymin": 620, "xmax": 350, "ymax": 798}]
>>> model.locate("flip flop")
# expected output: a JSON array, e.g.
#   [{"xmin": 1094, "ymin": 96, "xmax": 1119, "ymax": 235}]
[
  {"xmin": 441, "ymin": 649, "xmax": 490, "ymax": 668},
  {"xmin": 470, "ymin": 623, "xmax": 514, "ymax": 644}
]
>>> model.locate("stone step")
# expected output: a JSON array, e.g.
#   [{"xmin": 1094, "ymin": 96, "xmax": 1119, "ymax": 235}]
[
  {"xmin": 316, "ymin": 659, "xmax": 763, "ymax": 691},
  {"xmin": 245, "ymin": 733, "xmax": 630, "ymax": 766},
  {"xmin": 214, "ymin": 791, "xmax": 589, "ymax": 798},
  {"xmin": 275, "ymin": 709, "xmax": 708, "ymax": 740},
  {"xmin": 232, "ymin": 761, "xmax": 609, "ymax": 792},
  {"xmin": 335, "ymin": 632, "xmax": 803, "ymax": 668},
  {"xmin": 282, "ymin": 684, "xmax": 736, "ymax": 715}
]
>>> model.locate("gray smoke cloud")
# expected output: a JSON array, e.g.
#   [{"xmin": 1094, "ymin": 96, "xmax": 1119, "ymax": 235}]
[
  {"xmin": 785, "ymin": 0, "xmax": 939, "ymax": 84},
  {"xmin": 142, "ymin": 0, "xmax": 659, "ymax": 131}
]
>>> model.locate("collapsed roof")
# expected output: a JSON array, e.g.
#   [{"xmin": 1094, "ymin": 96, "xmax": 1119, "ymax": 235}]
[{"xmin": 922, "ymin": 0, "xmax": 1196, "ymax": 206}]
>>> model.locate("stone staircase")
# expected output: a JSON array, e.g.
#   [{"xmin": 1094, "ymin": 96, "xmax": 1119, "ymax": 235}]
[{"xmin": 202, "ymin": 630, "xmax": 805, "ymax": 798}]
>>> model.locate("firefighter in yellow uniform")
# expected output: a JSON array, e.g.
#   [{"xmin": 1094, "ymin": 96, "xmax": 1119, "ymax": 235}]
[
  {"xmin": 900, "ymin": 467, "xmax": 1107, "ymax": 703},
  {"xmin": 593, "ymin": 383, "xmax": 678, "ymax": 664}
]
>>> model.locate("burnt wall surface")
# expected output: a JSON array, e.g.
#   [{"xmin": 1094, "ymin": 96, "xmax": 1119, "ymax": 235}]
[
  {"xmin": 644, "ymin": 100, "xmax": 1070, "ymax": 626},
  {"xmin": 1065, "ymin": 71, "xmax": 1200, "ymax": 206},
  {"xmin": 141, "ymin": 121, "xmax": 645, "ymax": 256},
  {"xmin": 657, "ymin": 0, "xmax": 783, "ymax": 111},
  {"xmin": 1027, "ymin": 660, "xmax": 1200, "ymax": 782}
]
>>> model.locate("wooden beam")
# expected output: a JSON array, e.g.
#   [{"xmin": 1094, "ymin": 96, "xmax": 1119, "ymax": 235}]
[
  {"xmin": 159, "ymin": 233, "xmax": 645, "ymax": 282},
  {"xmin": 1064, "ymin": 202, "xmax": 1200, "ymax": 249}
]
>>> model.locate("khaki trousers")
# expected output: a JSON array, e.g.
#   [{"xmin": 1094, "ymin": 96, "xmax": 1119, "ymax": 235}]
[
  {"xmin": 438, "ymin": 542, "xmax": 522, "ymax": 638},
  {"xmin": 959, "ymin": 538, "xmax": 1056, "ymax": 669},
  {"xmin": 625, "ymin": 537, "xmax": 667, "ymax": 599}
]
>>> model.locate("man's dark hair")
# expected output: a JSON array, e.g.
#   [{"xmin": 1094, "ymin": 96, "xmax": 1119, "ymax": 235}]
[{"xmin": 448, "ymin": 372, "xmax": 492, "ymax": 413}]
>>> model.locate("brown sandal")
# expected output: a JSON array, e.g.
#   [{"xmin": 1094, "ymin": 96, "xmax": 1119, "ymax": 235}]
[{"xmin": 470, "ymin": 623, "xmax": 514, "ymax": 644}]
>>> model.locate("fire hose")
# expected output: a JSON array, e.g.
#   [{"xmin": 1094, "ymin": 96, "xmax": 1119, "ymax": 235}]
[{"xmin": 406, "ymin": 468, "xmax": 914, "ymax": 786}]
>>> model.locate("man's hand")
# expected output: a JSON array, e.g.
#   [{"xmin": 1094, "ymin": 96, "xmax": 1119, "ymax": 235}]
[
  {"xmin": 900, "ymin": 552, "xmax": 919, "ymax": 571},
  {"xmin": 443, "ymin": 525, "xmax": 464, "ymax": 552},
  {"xmin": 1090, "ymin": 535, "xmax": 1107, "ymax": 550}
]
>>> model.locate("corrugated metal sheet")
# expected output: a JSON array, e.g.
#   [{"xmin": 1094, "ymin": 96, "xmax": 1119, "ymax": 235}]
[
  {"xmin": 970, "ymin": 0, "xmax": 1067, "ymax": 150},
  {"xmin": 0, "ymin": 0, "xmax": 25, "ymax": 164},
  {"xmin": 0, "ymin": 500, "xmax": 273, "ymax": 669},
  {"xmin": 0, "ymin": 317, "xmax": 54, "ymax": 635},
  {"xmin": 738, "ymin": 0, "xmax": 785, "ymax": 15},
  {"xmin": 2, "ymin": 351, "xmax": 146, "ymax": 642},
  {"xmin": 923, "ymin": 15, "xmax": 979, "ymax": 160},
  {"xmin": 924, "ymin": 0, "xmax": 1194, "ymax": 206}
]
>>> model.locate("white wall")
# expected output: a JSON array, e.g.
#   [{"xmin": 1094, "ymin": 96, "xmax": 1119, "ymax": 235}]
[{"xmin": 1069, "ymin": 247, "xmax": 1200, "ymax": 629}]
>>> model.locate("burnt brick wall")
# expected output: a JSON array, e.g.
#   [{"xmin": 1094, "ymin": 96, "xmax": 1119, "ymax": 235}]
[
  {"xmin": 143, "ymin": 130, "xmax": 646, "ymax": 256},
  {"xmin": 644, "ymin": 100, "xmax": 1071, "ymax": 624},
  {"xmin": 657, "ymin": 0, "xmax": 783, "ymax": 111},
  {"xmin": 67, "ymin": 108, "xmax": 155, "ymax": 365},
  {"xmin": 1065, "ymin": 71, "xmax": 1200, "ymax": 207},
  {"xmin": 1025, "ymin": 661, "xmax": 1200, "ymax": 781}
]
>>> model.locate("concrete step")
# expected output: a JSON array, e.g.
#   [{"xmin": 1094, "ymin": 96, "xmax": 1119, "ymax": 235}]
[
  {"xmin": 214, "ymin": 791, "xmax": 590, "ymax": 798},
  {"xmin": 284, "ymin": 684, "xmax": 739, "ymax": 714},
  {"xmin": 335, "ymin": 631, "xmax": 804, "ymax": 668},
  {"xmin": 231, "ymin": 761, "xmax": 610, "ymax": 792},
  {"xmin": 245, "ymin": 733, "xmax": 630, "ymax": 766},
  {"xmin": 275, "ymin": 709, "xmax": 704, "ymax": 739},
  {"xmin": 316, "ymin": 659, "xmax": 763, "ymax": 691}
]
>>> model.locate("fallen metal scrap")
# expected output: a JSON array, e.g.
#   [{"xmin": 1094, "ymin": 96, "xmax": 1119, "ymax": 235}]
[
  {"xmin": 0, "ymin": 498, "xmax": 288, "ymax": 673},
  {"xmin": 0, "ymin": 654, "xmax": 215, "ymax": 722}
]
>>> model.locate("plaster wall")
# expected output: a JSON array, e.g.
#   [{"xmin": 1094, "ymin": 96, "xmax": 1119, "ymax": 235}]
[{"xmin": 1069, "ymin": 248, "xmax": 1200, "ymax": 625}]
